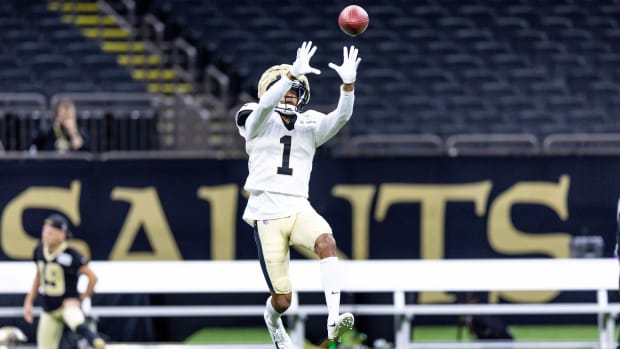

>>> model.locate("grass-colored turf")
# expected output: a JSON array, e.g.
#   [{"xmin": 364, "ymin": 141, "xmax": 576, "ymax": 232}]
[
  {"xmin": 510, "ymin": 325, "xmax": 605, "ymax": 341},
  {"xmin": 412, "ymin": 325, "xmax": 614, "ymax": 341},
  {"xmin": 185, "ymin": 325, "xmax": 617, "ymax": 345},
  {"xmin": 185, "ymin": 328, "xmax": 271, "ymax": 344}
]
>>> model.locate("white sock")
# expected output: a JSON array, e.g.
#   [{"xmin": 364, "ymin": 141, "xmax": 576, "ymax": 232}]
[
  {"xmin": 320, "ymin": 256, "xmax": 340, "ymax": 324},
  {"xmin": 265, "ymin": 296, "xmax": 281, "ymax": 327}
]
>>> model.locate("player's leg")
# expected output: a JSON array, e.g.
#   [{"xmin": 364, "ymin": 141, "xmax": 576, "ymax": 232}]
[
  {"xmin": 37, "ymin": 310, "xmax": 64, "ymax": 349},
  {"xmin": 62, "ymin": 299, "xmax": 105, "ymax": 349},
  {"xmin": 254, "ymin": 218, "xmax": 296, "ymax": 349},
  {"xmin": 291, "ymin": 209, "xmax": 354, "ymax": 343}
]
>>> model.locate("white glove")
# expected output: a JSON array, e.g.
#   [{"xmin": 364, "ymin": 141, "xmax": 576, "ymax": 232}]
[
  {"xmin": 290, "ymin": 41, "xmax": 321, "ymax": 77},
  {"xmin": 328, "ymin": 45, "xmax": 361, "ymax": 84}
]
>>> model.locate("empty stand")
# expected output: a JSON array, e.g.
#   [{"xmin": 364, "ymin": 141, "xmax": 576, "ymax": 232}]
[
  {"xmin": 3, "ymin": 0, "xmax": 620, "ymax": 155},
  {"xmin": 93, "ymin": 0, "xmax": 620, "ymax": 154},
  {"xmin": 0, "ymin": 0, "xmax": 150, "ymax": 95}
]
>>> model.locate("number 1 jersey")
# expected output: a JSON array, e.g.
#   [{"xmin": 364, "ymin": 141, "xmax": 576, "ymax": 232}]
[
  {"xmin": 241, "ymin": 107, "xmax": 322, "ymax": 198},
  {"xmin": 235, "ymin": 76, "xmax": 354, "ymax": 223}
]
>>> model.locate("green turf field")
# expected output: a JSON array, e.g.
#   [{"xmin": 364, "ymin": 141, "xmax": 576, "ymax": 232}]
[{"xmin": 185, "ymin": 325, "xmax": 618, "ymax": 346}]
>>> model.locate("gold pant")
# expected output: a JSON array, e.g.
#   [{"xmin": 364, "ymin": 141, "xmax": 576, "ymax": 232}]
[{"xmin": 37, "ymin": 305, "xmax": 85, "ymax": 349}]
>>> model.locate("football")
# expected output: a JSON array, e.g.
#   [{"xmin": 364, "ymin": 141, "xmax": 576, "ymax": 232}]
[{"xmin": 338, "ymin": 5, "xmax": 369, "ymax": 37}]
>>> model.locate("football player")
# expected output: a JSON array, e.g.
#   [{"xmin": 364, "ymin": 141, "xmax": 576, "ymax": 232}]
[
  {"xmin": 23, "ymin": 214, "xmax": 105, "ymax": 349},
  {"xmin": 235, "ymin": 41, "xmax": 361, "ymax": 349}
]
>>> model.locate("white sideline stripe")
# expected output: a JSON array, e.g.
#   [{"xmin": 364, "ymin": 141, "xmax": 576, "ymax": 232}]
[
  {"xmin": 13, "ymin": 346, "xmax": 275, "ymax": 349},
  {"xmin": 3, "ymin": 342, "xmax": 603, "ymax": 349},
  {"xmin": 2, "ymin": 259, "xmax": 617, "ymax": 349},
  {"xmin": 1, "ymin": 343, "xmax": 602, "ymax": 349},
  {"xmin": 2, "ymin": 303, "xmax": 620, "ymax": 318},
  {"xmin": 1, "ymin": 259, "xmax": 618, "ymax": 293},
  {"xmin": 406, "ymin": 342, "xmax": 599, "ymax": 349}
]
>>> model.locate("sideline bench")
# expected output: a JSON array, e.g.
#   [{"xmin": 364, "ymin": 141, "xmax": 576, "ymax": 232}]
[{"xmin": 1, "ymin": 259, "xmax": 618, "ymax": 349}]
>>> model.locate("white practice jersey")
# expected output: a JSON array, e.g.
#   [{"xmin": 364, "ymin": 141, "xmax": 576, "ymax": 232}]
[
  {"xmin": 247, "ymin": 108, "xmax": 318, "ymax": 195},
  {"xmin": 235, "ymin": 76, "xmax": 354, "ymax": 221}
]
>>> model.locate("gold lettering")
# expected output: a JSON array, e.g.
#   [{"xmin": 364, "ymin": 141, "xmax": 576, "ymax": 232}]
[
  {"xmin": 488, "ymin": 175, "xmax": 571, "ymax": 303},
  {"xmin": 1, "ymin": 181, "xmax": 89, "ymax": 260},
  {"xmin": 376, "ymin": 182, "xmax": 492, "ymax": 303},
  {"xmin": 197, "ymin": 184, "xmax": 239, "ymax": 260},
  {"xmin": 332, "ymin": 185, "xmax": 376, "ymax": 260},
  {"xmin": 109, "ymin": 187, "xmax": 182, "ymax": 260}
]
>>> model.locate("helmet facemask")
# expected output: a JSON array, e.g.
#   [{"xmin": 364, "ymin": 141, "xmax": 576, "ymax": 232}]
[{"xmin": 275, "ymin": 80, "xmax": 308, "ymax": 115}]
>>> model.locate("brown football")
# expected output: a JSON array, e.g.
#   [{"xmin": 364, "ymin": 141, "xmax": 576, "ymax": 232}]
[{"xmin": 338, "ymin": 5, "xmax": 369, "ymax": 37}]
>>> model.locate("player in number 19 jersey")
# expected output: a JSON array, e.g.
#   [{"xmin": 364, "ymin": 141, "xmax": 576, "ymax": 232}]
[{"xmin": 23, "ymin": 214, "xmax": 105, "ymax": 349}]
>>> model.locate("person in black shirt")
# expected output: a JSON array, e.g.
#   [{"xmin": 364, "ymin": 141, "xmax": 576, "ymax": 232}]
[
  {"xmin": 22, "ymin": 214, "xmax": 104, "ymax": 349},
  {"xmin": 457, "ymin": 292, "xmax": 513, "ymax": 343},
  {"xmin": 30, "ymin": 98, "xmax": 88, "ymax": 153}
]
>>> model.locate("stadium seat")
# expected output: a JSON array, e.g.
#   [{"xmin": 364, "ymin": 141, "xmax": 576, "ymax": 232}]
[
  {"xmin": 531, "ymin": 41, "xmax": 566, "ymax": 65},
  {"xmin": 504, "ymin": 4, "xmax": 538, "ymax": 25},
  {"xmin": 442, "ymin": 53, "xmax": 483, "ymax": 72},
  {"xmin": 572, "ymin": 41, "xmax": 611, "ymax": 59},
  {"xmin": 445, "ymin": 95, "xmax": 490, "ymax": 114},
  {"xmin": 584, "ymin": 15, "xmax": 617, "ymax": 33},
  {"xmin": 510, "ymin": 29, "xmax": 548, "ymax": 52},
  {"xmin": 539, "ymin": 16, "xmax": 573, "ymax": 33},
  {"xmin": 600, "ymin": 4, "xmax": 620, "ymax": 16},
  {"xmin": 454, "ymin": 28, "xmax": 493, "ymax": 45},
  {"xmin": 437, "ymin": 16, "xmax": 476, "ymax": 31},
  {"xmin": 517, "ymin": 109, "xmax": 556, "ymax": 133},
  {"xmin": 566, "ymin": 109, "xmax": 608, "ymax": 130},
  {"xmin": 508, "ymin": 67, "xmax": 549, "ymax": 93},
  {"xmin": 547, "ymin": 94, "xmax": 589, "ymax": 116},
  {"xmin": 603, "ymin": 29, "xmax": 620, "ymax": 51},
  {"xmin": 528, "ymin": 81, "xmax": 569, "ymax": 109},
  {"xmin": 141, "ymin": 0, "xmax": 620, "ymax": 142},
  {"xmin": 456, "ymin": 5, "xmax": 495, "ymax": 25},
  {"xmin": 461, "ymin": 69, "xmax": 499, "ymax": 92},
  {"xmin": 472, "ymin": 40, "xmax": 510, "ymax": 57},
  {"xmin": 497, "ymin": 95, "xmax": 538, "ymax": 117},
  {"xmin": 430, "ymin": 81, "xmax": 466, "ymax": 97},
  {"xmin": 493, "ymin": 16, "xmax": 529, "ymax": 38},
  {"xmin": 588, "ymin": 81, "xmax": 620, "ymax": 108},
  {"xmin": 552, "ymin": 4, "xmax": 587, "ymax": 23},
  {"xmin": 480, "ymin": 81, "xmax": 516, "ymax": 100},
  {"xmin": 549, "ymin": 54, "xmax": 587, "ymax": 76}
]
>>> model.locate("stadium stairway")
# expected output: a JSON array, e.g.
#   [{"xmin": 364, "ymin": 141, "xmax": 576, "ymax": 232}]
[
  {"xmin": 45, "ymin": 0, "xmax": 223, "ymax": 152},
  {"xmin": 49, "ymin": 0, "xmax": 192, "ymax": 95}
]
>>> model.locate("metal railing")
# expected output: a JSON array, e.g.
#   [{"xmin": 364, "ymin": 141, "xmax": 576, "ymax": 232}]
[
  {"xmin": 141, "ymin": 13, "xmax": 165, "ymax": 89},
  {"xmin": 50, "ymin": 92, "xmax": 158, "ymax": 110},
  {"xmin": 6, "ymin": 93, "xmax": 620, "ymax": 156},
  {"xmin": 204, "ymin": 65, "xmax": 231, "ymax": 109},
  {"xmin": 0, "ymin": 93, "xmax": 161, "ymax": 153},
  {"xmin": 543, "ymin": 133, "xmax": 620, "ymax": 155},
  {"xmin": 335, "ymin": 133, "xmax": 444, "ymax": 157},
  {"xmin": 445, "ymin": 133, "xmax": 541, "ymax": 156},
  {"xmin": 171, "ymin": 37, "xmax": 197, "ymax": 86}
]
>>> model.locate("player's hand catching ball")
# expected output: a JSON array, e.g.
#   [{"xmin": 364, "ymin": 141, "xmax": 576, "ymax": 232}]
[
  {"xmin": 329, "ymin": 45, "xmax": 361, "ymax": 84},
  {"xmin": 290, "ymin": 41, "xmax": 321, "ymax": 77}
]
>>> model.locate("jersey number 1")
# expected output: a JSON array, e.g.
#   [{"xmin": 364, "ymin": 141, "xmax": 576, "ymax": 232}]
[{"xmin": 277, "ymin": 135, "xmax": 293, "ymax": 175}]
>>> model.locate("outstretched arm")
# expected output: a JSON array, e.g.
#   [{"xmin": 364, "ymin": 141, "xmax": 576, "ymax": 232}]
[
  {"xmin": 245, "ymin": 41, "xmax": 321, "ymax": 139},
  {"xmin": 315, "ymin": 46, "xmax": 361, "ymax": 147}
]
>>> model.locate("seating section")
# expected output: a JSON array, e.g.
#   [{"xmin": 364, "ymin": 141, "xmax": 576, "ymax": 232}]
[
  {"xmin": 0, "ymin": 1, "xmax": 163, "ymax": 152},
  {"xmin": 149, "ymin": 0, "xmax": 620, "ymax": 139},
  {"xmin": 0, "ymin": 94, "xmax": 159, "ymax": 152},
  {"xmin": 0, "ymin": 0, "xmax": 146, "ymax": 95}
]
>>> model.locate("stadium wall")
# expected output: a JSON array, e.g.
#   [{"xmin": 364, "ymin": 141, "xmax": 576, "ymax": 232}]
[{"xmin": 0, "ymin": 156, "xmax": 617, "ymax": 342}]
